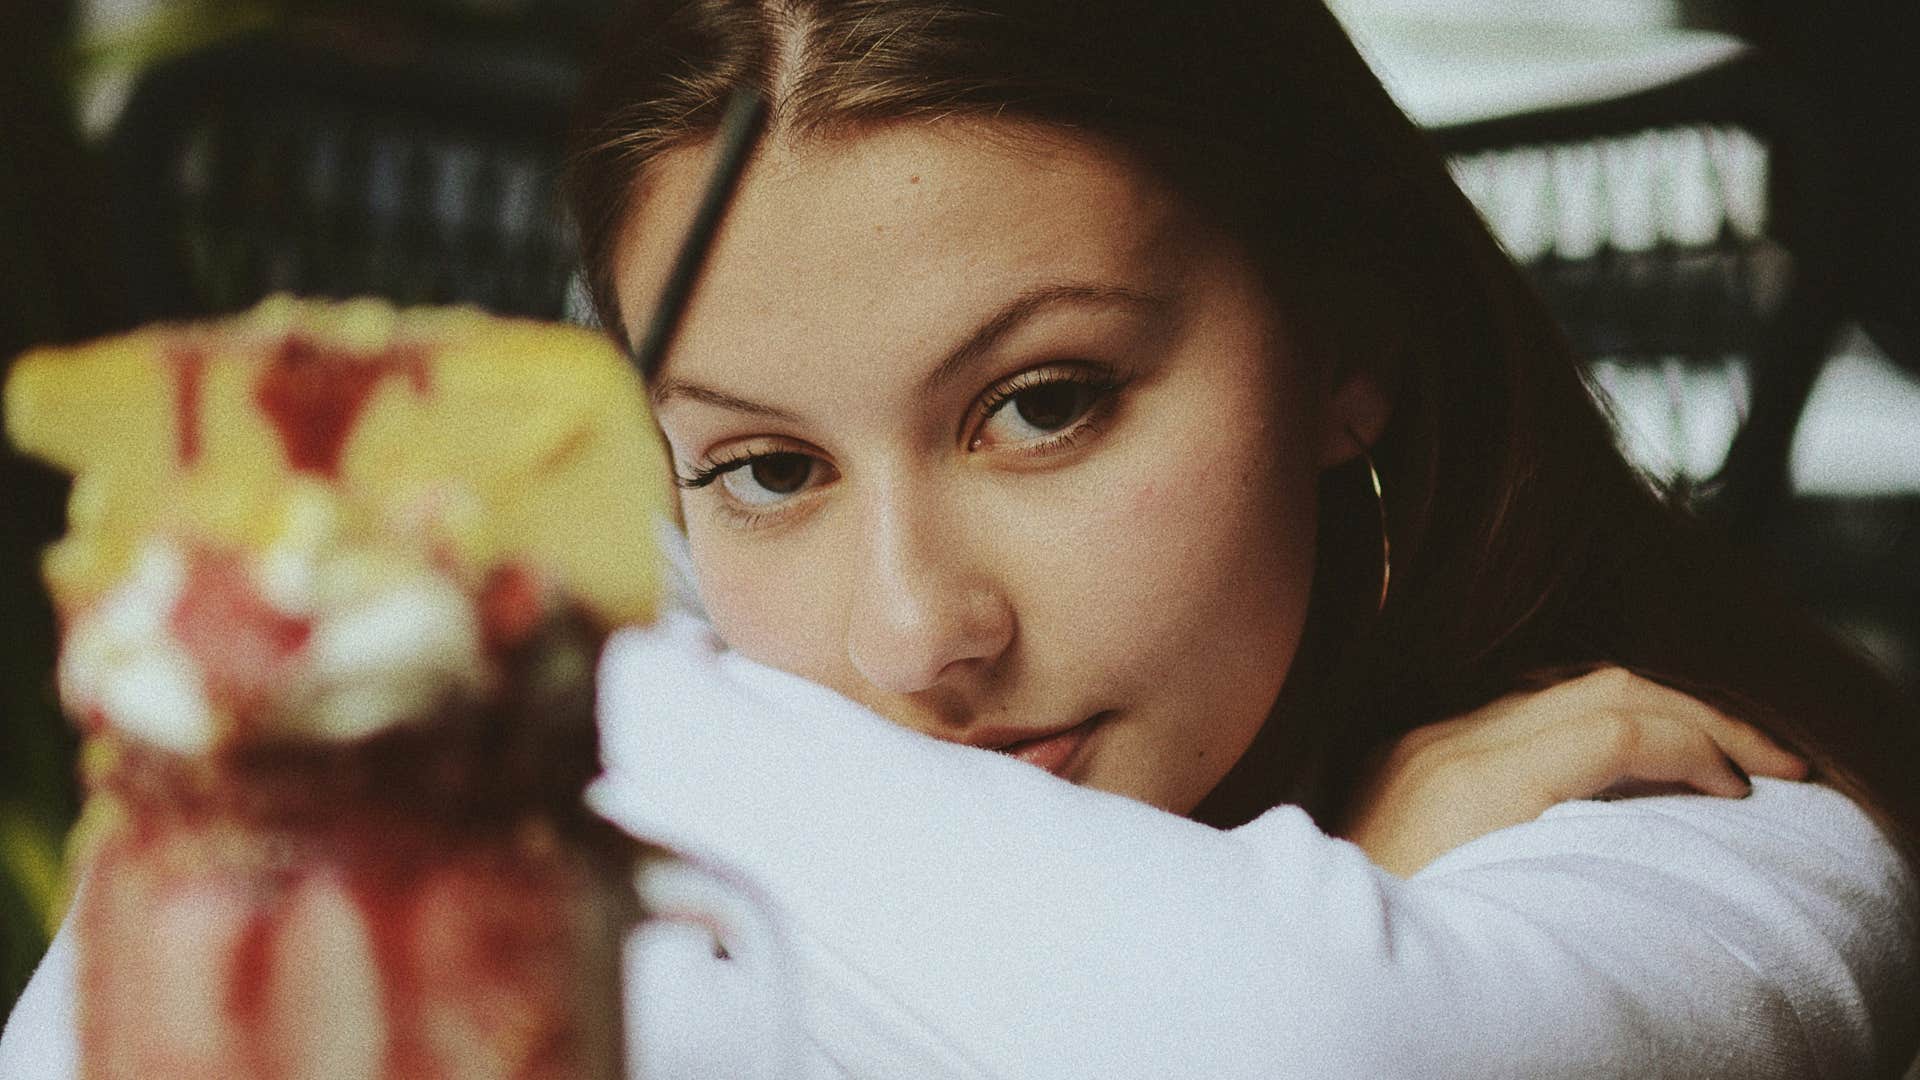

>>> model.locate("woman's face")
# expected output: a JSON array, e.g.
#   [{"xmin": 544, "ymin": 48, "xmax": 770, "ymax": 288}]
[{"xmin": 614, "ymin": 122, "xmax": 1384, "ymax": 816}]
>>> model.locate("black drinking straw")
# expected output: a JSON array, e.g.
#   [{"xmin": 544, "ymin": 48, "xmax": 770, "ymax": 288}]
[{"xmin": 628, "ymin": 89, "xmax": 770, "ymax": 380}]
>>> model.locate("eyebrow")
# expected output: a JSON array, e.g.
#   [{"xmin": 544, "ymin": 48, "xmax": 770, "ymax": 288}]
[{"xmin": 649, "ymin": 281, "xmax": 1171, "ymax": 419}]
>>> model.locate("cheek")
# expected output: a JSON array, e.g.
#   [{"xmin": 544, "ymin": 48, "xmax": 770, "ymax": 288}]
[
  {"xmin": 1048, "ymin": 448, "xmax": 1317, "ymax": 811},
  {"xmin": 685, "ymin": 534, "xmax": 842, "ymax": 674},
  {"xmin": 1029, "ymin": 431, "xmax": 1318, "ymax": 688},
  {"xmin": 1100, "ymin": 438, "xmax": 1313, "ymax": 610}
]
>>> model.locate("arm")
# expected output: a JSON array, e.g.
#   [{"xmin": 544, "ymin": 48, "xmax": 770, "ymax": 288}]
[
  {"xmin": 0, "ymin": 892, "xmax": 77, "ymax": 1079},
  {"xmin": 594, "ymin": 614, "xmax": 1920, "ymax": 1080}
]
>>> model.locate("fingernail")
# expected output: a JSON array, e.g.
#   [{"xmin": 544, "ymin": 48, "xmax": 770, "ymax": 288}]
[{"xmin": 1730, "ymin": 760, "xmax": 1752, "ymax": 793}]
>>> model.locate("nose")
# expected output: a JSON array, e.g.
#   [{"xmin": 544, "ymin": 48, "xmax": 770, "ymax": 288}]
[{"xmin": 844, "ymin": 487, "xmax": 1014, "ymax": 697}]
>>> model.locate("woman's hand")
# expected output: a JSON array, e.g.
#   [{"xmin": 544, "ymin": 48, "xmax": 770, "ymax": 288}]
[{"xmin": 1341, "ymin": 667, "xmax": 1810, "ymax": 877}]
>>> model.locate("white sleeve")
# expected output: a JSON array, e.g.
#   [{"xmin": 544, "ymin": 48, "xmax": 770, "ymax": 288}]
[
  {"xmin": 9, "ymin": 612, "xmax": 1913, "ymax": 1080},
  {"xmin": 592, "ymin": 613, "xmax": 1920, "ymax": 1080},
  {"xmin": 0, "ymin": 903, "xmax": 78, "ymax": 1080}
]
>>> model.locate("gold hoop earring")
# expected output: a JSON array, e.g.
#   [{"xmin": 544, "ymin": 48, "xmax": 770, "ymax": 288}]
[{"xmin": 1349, "ymin": 429, "xmax": 1390, "ymax": 614}]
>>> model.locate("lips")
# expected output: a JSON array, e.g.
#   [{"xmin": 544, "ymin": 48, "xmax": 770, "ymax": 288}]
[{"xmin": 987, "ymin": 712, "xmax": 1107, "ymax": 777}]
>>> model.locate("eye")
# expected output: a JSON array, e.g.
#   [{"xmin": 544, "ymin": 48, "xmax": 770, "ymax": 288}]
[
  {"xmin": 721, "ymin": 452, "xmax": 819, "ymax": 506},
  {"xmin": 677, "ymin": 450, "xmax": 830, "ymax": 510},
  {"xmin": 972, "ymin": 367, "xmax": 1120, "ymax": 450}
]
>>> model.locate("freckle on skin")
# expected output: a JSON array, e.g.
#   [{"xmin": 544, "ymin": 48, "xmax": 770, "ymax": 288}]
[
  {"xmin": 1129, "ymin": 480, "xmax": 1166, "ymax": 515},
  {"xmin": 909, "ymin": 175, "xmax": 920, "ymax": 184}
]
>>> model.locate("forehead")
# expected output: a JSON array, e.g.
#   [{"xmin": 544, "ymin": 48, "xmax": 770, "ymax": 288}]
[{"xmin": 611, "ymin": 122, "xmax": 1202, "ymax": 382}]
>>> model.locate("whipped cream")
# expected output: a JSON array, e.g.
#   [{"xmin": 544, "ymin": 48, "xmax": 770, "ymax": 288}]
[
  {"xmin": 60, "ymin": 543, "xmax": 211, "ymax": 754},
  {"xmin": 60, "ymin": 523, "xmax": 491, "ymax": 755}
]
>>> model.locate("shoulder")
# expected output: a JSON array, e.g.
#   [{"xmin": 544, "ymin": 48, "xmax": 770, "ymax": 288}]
[
  {"xmin": 1438, "ymin": 771, "xmax": 1894, "ymax": 843},
  {"xmin": 1415, "ymin": 779, "xmax": 1920, "ymax": 1076},
  {"xmin": 1420, "ymin": 777, "xmax": 1915, "ymax": 911}
]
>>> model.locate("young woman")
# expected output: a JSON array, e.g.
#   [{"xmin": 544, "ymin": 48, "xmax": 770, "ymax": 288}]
[
  {"xmin": 558, "ymin": 0, "xmax": 1919, "ymax": 1076},
  {"xmin": 2, "ymin": 1, "xmax": 1915, "ymax": 1077}
]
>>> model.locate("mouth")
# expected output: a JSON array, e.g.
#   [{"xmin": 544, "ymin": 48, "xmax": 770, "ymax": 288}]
[{"xmin": 987, "ymin": 711, "xmax": 1110, "ymax": 778}]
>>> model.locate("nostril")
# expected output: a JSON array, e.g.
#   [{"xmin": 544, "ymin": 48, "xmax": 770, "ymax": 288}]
[{"xmin": 934, "ymin": 654, "xmax": 990, "ymax": 684}]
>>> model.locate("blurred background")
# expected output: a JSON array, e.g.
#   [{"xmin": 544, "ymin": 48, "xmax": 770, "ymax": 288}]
[{"xmin": 1, "ymin": 0, "xmax": 1916, "ymax": 1020}]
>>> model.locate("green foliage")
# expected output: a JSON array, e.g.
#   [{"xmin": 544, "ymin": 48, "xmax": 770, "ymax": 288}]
[{"xmin": 0, "ymin": 800, "xmax": 69, "ymax": 1018}]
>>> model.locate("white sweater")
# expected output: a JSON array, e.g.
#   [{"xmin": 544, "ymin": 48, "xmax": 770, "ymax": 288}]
[{"xmin": 5, "ymin": 612, "xmax": 1918, "ymax": 1078}]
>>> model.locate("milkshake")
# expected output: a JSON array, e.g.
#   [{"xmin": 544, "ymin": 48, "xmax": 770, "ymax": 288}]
[{"xmin": 5, "ymin": 296, "xmax": 671, "ymax": 1079}]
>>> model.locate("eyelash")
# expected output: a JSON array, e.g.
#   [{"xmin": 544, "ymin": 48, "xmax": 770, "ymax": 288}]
[
  {"xmin": 674, "ymin": 364, "xmax": 1126, "ymax": 521},
  {"xmin": 676, "ymin": 449, "xmax": 765, "ymax": 491},
  {"xmin": 968, "ymin": 366, "xmax": 1123, "ymax": 451}
]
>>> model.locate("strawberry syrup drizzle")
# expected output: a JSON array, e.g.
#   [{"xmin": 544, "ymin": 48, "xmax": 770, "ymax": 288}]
[
  {"xmin": 211, "ymin": 827, "xmax": 423, "ymax": 1076},
  {"xmin": 166, "ymin": 545, "xmax": 312, "ymax": 728},
  {"xmin": 169, "ymin": 346, "xmax": 209, "ymax": 466},
  {"xmin": 85, "ymin": 758, "xmax": 620, "ymax": 1075},
  {"xmin": 478, "ymin": 563, "xmax": 547, "ymax": 655},
  {"xmin": 358, "ymin": 876, "xmax": 431, "ymax": 1078},
  {"xmin": 253, "ymin": 335, "xmax": 433, "ymax": 479},
  {"xmin": 342, "ymin": 823, "xmax": 434, "ymax": 1079},
  {"xmin": 220, "ymin": 823, "xmax": 569, "ymax": 1077},
  {"xmin": 227, "ymin": 904, "xmax": 279, "ymax": 1077}
]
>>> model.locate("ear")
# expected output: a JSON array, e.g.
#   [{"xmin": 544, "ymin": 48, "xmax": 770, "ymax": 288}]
[{"xmin": 1317, "ymin": 366, "xmax": 1392, "ymax": 469}]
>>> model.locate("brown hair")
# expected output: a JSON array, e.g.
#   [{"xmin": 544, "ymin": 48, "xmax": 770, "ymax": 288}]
[{"xmin": 563, "ymin": 0, "xmax": 1920, "ymax": 861}]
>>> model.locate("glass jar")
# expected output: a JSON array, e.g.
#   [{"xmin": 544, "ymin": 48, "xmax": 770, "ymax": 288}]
[{"xmin": 73, "ymin": 709, "xmax": 633, "ymax": 1080}]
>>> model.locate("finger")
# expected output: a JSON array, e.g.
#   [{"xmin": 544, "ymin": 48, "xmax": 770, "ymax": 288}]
[
  {"xmin": 1624, "ymin": 723, "xmax": 1754, "ymax": 798},
  {"xmin": 1602, "ymin": 674, "xmax": 1809, "ymax": 781},
  {"xmin": 1561, "ymin": 715, "xmax": 1752, "ymax": 800},
  {"xmin": 1703, "ymin": 721, "xmax": 1809, "ymax": 782}
]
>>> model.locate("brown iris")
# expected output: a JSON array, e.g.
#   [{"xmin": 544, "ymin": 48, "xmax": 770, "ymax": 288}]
[
  {"xmin": 748, "ymin": 452, "xmax": 813, "ymax": 494},
  {"xmin": 1008, "ymin": 382, "xmax": 1091, "ymax": 432}
]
